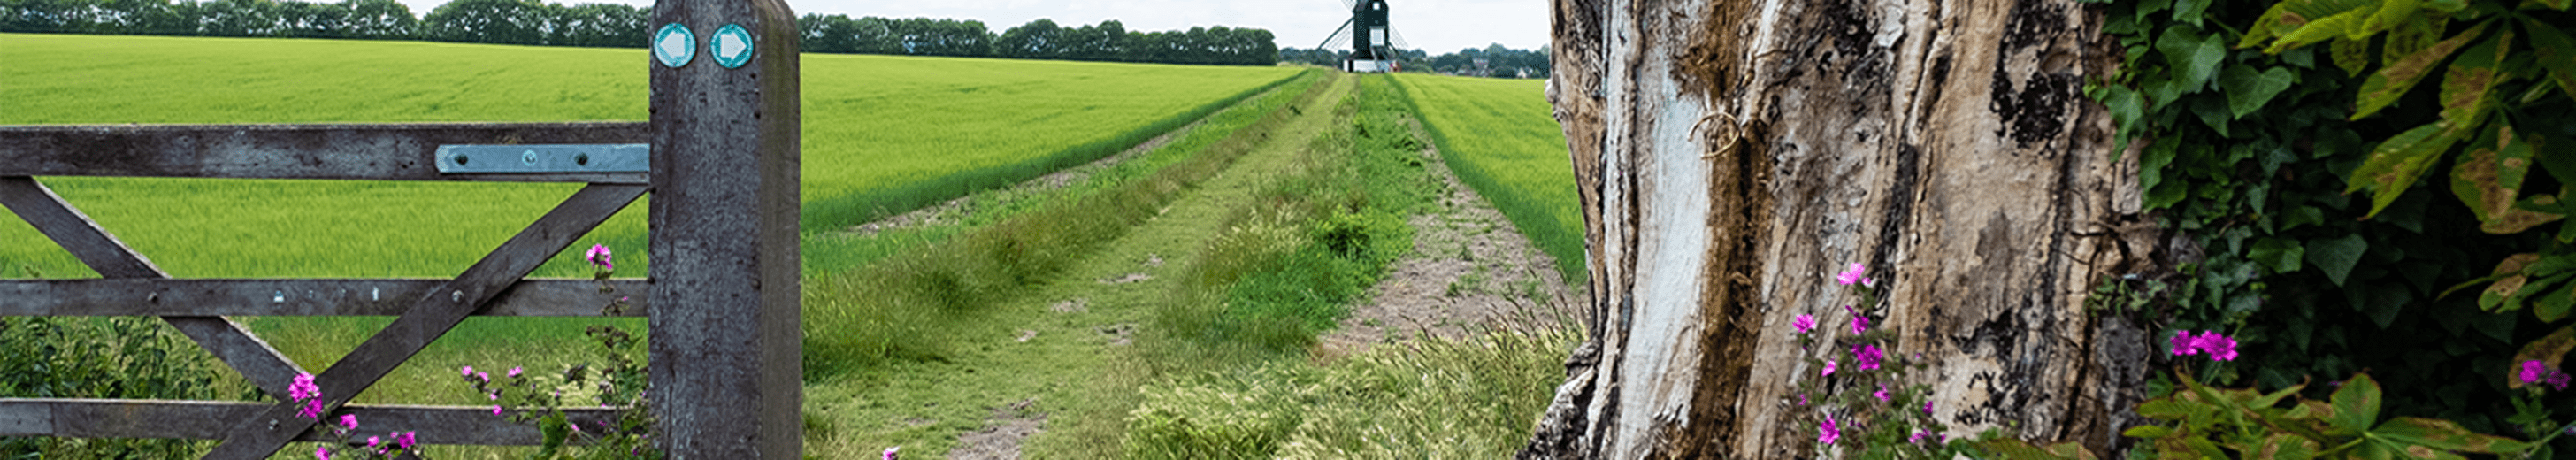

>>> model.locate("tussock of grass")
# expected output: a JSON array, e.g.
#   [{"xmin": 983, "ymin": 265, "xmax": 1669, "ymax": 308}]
[
  {"xmin": 1384, "ymin": 74, "xmax": 1583, "ymax": 283},
  {"xmin": 801, "ymin": 71, "xmax": 1329, "ymax": 375}
]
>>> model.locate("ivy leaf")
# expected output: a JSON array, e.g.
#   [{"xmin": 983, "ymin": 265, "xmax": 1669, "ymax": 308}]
[
  {"xmin": 2437, "ymin": 29, "xmax": 2513, "ymax": 127},
  {"xmin": 2345, "ymin": 122, "xmax": 2466, "ymax": 217},
  {"xmin": 2223, "ymin": 65, "xmax": 2299, "ymax": 118},
  {"xmin": 2250, "ymin": 237, "xmax": 2307, "ymax": 272},
  {"xmin": 2354, "ymin": 20, "xmax": 2493, "ymax": 120},
  {"xmin": 2307, "ymin": 234, "xmax": 2368, "ymax": 286},
  {"xmin": 2174, "ymin": 0, "xmax": 2211, "ymax": 27},
  {"xmin": 2371, "ymin": 418, "xmax": 2530, "ymax": 454},
  {"xmin": 2327, "ymin": 372, "xmax": 2382, "ymax": 435},
  {"xmin": 2478, "ymin": 253, "xmax": 2541, "ymax": 311},
  {"xmin": 2161, "ymin": 27, "xmax": 2229, "ymax": 90},
  {"xmin": 2520, "ymin": 18, "xmax": 2576, "ymax": 101},
  {"xmin": 2450, "ymin": 123, "xmax": 2564, "ymax": 234}
]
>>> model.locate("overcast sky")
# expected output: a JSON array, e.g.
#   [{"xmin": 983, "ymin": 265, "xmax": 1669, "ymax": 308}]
[{"xmin": 387, "ymin": 0, "xmax": 1551, "ymax": 54}]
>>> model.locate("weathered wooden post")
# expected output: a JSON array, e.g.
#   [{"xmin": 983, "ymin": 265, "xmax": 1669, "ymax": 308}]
[{"xmin": 646, "ymin": 0, "xmax": 801, "ymax": 456}]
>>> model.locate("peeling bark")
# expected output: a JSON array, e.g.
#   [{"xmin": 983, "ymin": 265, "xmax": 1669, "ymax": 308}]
[{"xmin": 1521, "ymin": 0, "xmax": 2158, "ymax": 456}]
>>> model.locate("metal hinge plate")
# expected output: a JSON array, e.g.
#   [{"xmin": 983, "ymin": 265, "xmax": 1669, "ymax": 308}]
[{"xmin": 434, "ymin": 144, "xmax": 648, "ymax": 173}]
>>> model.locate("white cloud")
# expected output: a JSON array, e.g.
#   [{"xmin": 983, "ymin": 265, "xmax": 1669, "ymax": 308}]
[{"xmin": 389, "ymin": 0, "xmax": 1550, "ymax": 55}]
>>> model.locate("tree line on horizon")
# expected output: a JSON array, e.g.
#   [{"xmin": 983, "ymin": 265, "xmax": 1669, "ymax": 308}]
[
  {"xmin": 0, "ymin": 0, "xmax": 1279, "ymax": 65},
  {"xmin": 1278, "ymin": 43, "xmax": 1550, "ymax": 79}
]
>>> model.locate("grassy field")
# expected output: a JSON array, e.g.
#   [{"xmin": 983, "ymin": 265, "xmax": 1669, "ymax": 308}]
[
  {"xmin": 0, "ymin": 33, "xmax": 1300, "ymax": 433},
  {"xmin": 0, "ymin": 33, "xmax": 1300, "ymax": 277},
  {"xmin": 1386, "ymin": 74, "xmax": 1583, "ymax": 282}
]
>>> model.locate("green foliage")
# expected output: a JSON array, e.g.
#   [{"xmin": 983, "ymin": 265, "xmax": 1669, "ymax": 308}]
[
  {"xmin": 0, "ymin": 314, "xmax": 249, "ymax": 457},
  {"xmin": 1384, "ymin": 73, "xmax": 1585, "ymax": 284},
  {"xmin": 2090, "ymin": 0, "xmax": 2574, "ymax": 449},
  {"xmin": 2124, "ymin": 372, "xmax": 2532, "ymax": 458}
]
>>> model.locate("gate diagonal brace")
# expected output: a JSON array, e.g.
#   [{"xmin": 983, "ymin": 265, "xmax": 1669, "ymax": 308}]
[
  {"xmin": 0, "ymin": 177, "xmax": 310, "ymax": 400},
  {"xmin": 202, "ymin": 183, "xmax": 648, "ymax": 460}
]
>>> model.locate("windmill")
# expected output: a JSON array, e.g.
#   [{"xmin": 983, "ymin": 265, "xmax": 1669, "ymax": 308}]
[{"xmin": 1317, "ymin": 0, "xmax": 1407, "ymax": 73}]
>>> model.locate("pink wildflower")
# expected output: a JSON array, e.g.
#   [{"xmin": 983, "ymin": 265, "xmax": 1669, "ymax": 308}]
[
  {"xmin": 315, "ymin": 445, "xmax": 331, "ymax": 460},
  {"xmin": 366, "ymin": 436, "xmax": 381, "ymax": 448},
  {"xmin": 1798, "ymin": 394, "xmax": 1809, "ymax": 405},
  {"xmin": 492, "ymin": 405, "xmax": 504, "ymax": 416},
  {"xmin": 1910, "ymin": 430, "xmax": 1933, "ymax": 444},
  {"xmin": 1818, "ymin": 415, "xmax": 1842, "ymax": 444},
  {"xmin": 885, "ymin": 446, "xmax": 901, "ymax": 460},
  {"xmin": 477, "ymin": 372, "xmax": 490, "ymax": 382},
  {"xmin": 395, "ymin": 432, "xmax": 416, "ymax": 449},
  {"xmin": 1874, "ymin": 385, "xmax": 1890, "ymax": 402},
  {"xmin": 1793, "ymin": 314, "xmax": 1817, "ymax": 334},
  {"xmin": 461, "ymin": 365, "xmax": 474, "ymax": 377},
  {"xmin": 289, "ymin": 372, "xmax": 321, "ymax": 402},
  {"xmin": 2168, "ymin": 330, "xmax": 2196, "ymax": 356},
  {"xmin": 299, "ymin": 399, "xmax": 326, "ymax": 419},
  {"xmin": 338, "ymin": 414, "xmax": 357, "ymax": 430},
  {"xmin": 1850, "ymin": 315, "xmax": 1869, "ymax": 334},
  {"xmin": 1836, "ymin": 263, "xmax": 1867, "ymax": 286},
  {"xmin": 509, "ymin": 366, "xmax": 523, "ymax": 378},
  {"xmin": 1924, "ymin": 401, "xmax": 1935, "ymax": 415},
  {"xmin": 1822, "ymin": 359, "xmax": 1837, "ymax": 376},
  {"xmin": 2523, "ymin": 360, "xmax": 2549, "ymax": 385},
  {"xmin": 586, "ymin": 244, "xmax": 615, "ymax": 270},
  {"xmin": 1854, "ymin": 344, "xmax": 1884, "ymax": 371},
  {"xmin": 2195, "ymin": 331, "xmax": 2238, "ymax": 361}
]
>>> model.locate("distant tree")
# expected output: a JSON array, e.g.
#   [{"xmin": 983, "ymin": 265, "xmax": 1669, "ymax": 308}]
[
  {"xmin": 275, "ymin": 0, "xmax": 349, "ymax": 37},
  {"xmin": 196, "ymin": 0, "xmax": 279, "ymax": 36},
  {"xmin": 553, "ymin": 3, "xmax": 640, "ymax": 47},
  {"xmin": 994, "ymin": 18, "xmax": 1060, "ymax": 58},
  {"xmin": 423, "ymin": 0, "xmax": 550, "ymax": 44},
  {"xmin": 338, "ymin": 0, "xmax": 413, "ymax": 39}
]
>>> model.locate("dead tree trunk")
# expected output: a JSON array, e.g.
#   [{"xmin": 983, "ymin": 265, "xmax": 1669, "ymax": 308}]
[{"xmin": 1522, "ymin": 0, "xmax": 2162, "ymax": 457}]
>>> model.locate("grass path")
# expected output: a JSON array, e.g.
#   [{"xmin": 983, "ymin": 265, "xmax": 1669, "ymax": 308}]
[{"xmin": 802, "ymin": 73, "xmax": 1359, "ymax": 458}]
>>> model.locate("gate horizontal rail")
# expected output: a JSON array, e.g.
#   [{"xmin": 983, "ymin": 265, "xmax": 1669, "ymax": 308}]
[
  {"xmin": 0, "ymin": 123, "xmax": 648, "ymax": 183},
  {"xmin": 0, "ymin": 279, "xmax": 649, "ymax": 317},
  {"xmin": 0, "ymin": 399, "xmax": 621, "ymax": 445}
]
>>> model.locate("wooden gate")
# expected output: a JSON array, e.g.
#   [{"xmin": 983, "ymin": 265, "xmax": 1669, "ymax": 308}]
[{"xmin": 0, "ymin": 0, "xmax": 802, "ymax": 457}]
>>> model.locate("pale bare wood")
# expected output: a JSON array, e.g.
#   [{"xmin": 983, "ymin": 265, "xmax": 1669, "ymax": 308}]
[
  {"xmin": 203, "ymin": 184, "xmax": 647, "ymax": 460},
  {"xmin": 0, "ymin": 398, "xmax": 623, "ymax": 445},
  {"xmin": 0, "ymin": 177, "xmax": 310, "ymax": 401},
  {"xmin": 0, "ymin": 123, "xmax": 648, "ymax": 183},
  {"xmin": 0, "ymin": 279, "xmax": 650, "ymax": 317}
]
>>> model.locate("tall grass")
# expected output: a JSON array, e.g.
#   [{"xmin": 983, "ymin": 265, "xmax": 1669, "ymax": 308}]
[
  {"xmin": 800, "ymin": 71, "xmax": 1329, "ymax": 375},
  {"xmin": 1149, "ymin": 82, "xmax": 1439, "ymax": 356},
  {"xmin": 1123, "ymin": 326, "xmax": 1579, "ymax": 459},
  {"xmin": 1384, "ymin": 74, "xmax": 1583, "ymax": 282}
]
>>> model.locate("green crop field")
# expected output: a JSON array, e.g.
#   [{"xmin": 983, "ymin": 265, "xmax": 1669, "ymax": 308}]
[
  {"xmin": 0, "ymin": 33, "xmax": 1299, "ymax": 279},
  {"xmin": 1386, "ymin": 74, "xmax": 1582, "ymax": 280},
  {"xmin": 0, "ymin": 33, "xmax": 1298, "ymax": 412}
]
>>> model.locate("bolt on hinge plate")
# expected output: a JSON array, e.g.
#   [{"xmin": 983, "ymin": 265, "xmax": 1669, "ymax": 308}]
[{"xmin": 435, "ymin": 144, "xmax": 648, "ymax": 173}]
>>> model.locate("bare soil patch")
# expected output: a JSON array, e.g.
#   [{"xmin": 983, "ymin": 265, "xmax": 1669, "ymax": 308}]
[
  {"xmin": 1322, "ymin": 128, "xmax": 1584, "ymax": 356},
  {"xmin": 947, "ymin": 398, "xmax": 1045, "ymax": 460}
]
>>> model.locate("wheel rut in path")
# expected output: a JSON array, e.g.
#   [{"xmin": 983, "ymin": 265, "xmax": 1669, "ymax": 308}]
[{"xmin": 856, "ymin": 73, "xmax": 1359, "ymax": 459}]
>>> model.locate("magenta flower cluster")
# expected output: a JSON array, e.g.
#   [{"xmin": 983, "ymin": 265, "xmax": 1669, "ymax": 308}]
[
  {"xmin": 2167, "ymin": 330, "xmax": 2239, "ymax": 361},
  {"xmin": 2520, "ymin": 360, "xmax": 2572, "ymax": 389},
  {"xmin": 289, "ymin": 372, "xmax": 326, "ymax": 419},
  {"xmin": 586, "ymin": 244, "xmax": 615, "ymax": 271}
]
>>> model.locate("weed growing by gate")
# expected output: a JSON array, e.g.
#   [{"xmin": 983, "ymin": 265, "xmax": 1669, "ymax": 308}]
[{"xmin": 0, "ymin": 306, "xmax": 251, "ymax": 457}]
